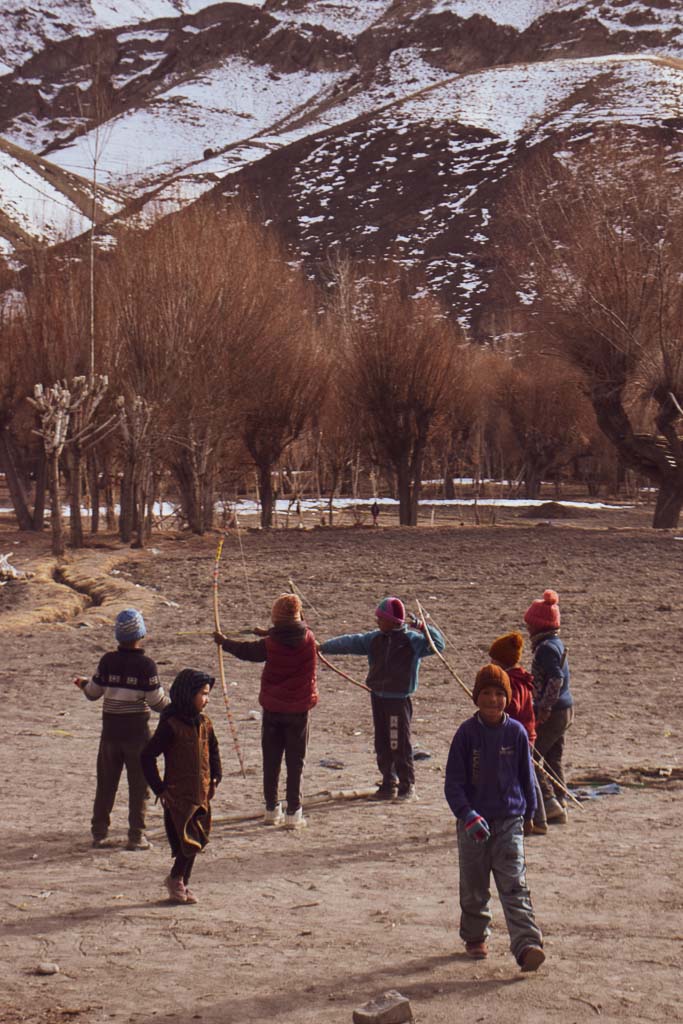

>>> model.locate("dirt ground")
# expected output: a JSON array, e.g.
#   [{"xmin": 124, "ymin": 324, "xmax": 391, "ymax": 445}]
[{"xmin": 1, "ymin": 502, "xmax": 682, "ymax": 1024}]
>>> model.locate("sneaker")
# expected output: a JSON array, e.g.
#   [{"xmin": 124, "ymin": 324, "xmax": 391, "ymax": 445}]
[
  {"xmin": 284, "ymin": 807, "xmax": 307, "ymax": 830},
  {"xmin": 183, "ymin": 885, "xmax": 198, "ymax": 905},
  {"xmin": 165, "ymin": 875, "xmax": 187, "ymax": 904},
  {"xmin": 263, "ymin": 803, "xmax": 284, "ymax": 826},
  {"xmin": 465, "ymin": 941, "xmax": 488, "ymax": 959},
  {"xmin": 92, "ymin": 837, "xmax": 113, "ymax": 848},
  {"xmin": 396, "ymin": 785, "xmax": 418, "ymax": 802},
  {"xmin": 520, "ymin": 946, "xmax": 545, "ymax": 972},
  {"xmin": 545, "ymin": 797, "xmax": 568, "ymax": 824},
  {"xmin": 373, "ymin": 785, "xmax": 397, "ymax": 801},
  {"xmin": 529, "ymin": 822, "xmax": 548, "ymax": 836},
  {"xmin": 125, "ymin": 835, "xmax": 152, "ymax": 851}
]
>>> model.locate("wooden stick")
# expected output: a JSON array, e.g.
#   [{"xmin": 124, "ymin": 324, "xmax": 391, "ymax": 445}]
[
  {"xmin": 213, "ymin": 537, "xmax": 247, "ymax": 778},
  {"xmin": 288, "ymin": 577, "xmax": 322, "ymax": 620},
  {"xmin": 415, "ymin": 599, "xmax": 473, "ymax": 700},
  {"xmin": 317, "ymin": 649, "xmax": 371, "ymax": 692}
]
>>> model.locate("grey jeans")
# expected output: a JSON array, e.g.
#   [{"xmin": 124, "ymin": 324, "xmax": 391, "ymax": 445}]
[
  {"xmin": 536, "ymin": 705, "xmax": 574, "ymax": 803},
  {"xmin": 457, "ymin": 815, "xmax": 543, "ymax": 962},
  {"xmin": 91, "ymin": 732, "xmax": 150, "ymax": 842}
]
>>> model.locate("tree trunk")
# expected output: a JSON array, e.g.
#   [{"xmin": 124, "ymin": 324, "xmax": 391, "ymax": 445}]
[
  {"xmin": 258, "ymin": 462, "xmax": 274, "ymax": 528},
  {"xmin": 523, "ymin": 466, "xmax": 542, "ymax": 500},
  {"xmin": 396, "ymin": 459, "xmax": 418, "ymax": 526},
  {"xmin": 68, "ymin": 447, "xmax": 84, "ymax": 548},
  {"xmin": 442, "ymin": 455, "xmax": 455, "ymax": 500},
  {"xmin": 48, "ymin": 451, "xmax": 65, "ymax": 556},
  {"xmin": 87, "ymin": 451, "xmax": 100, "ymax": 535},
  {"xmin": 119, "ymin": 460, "xmax": 135, "ymax": 542},
  {"xmin": 32, "ymin": 449, "xmax": 47, "ymax": 530},
  {"xmin": 652, "ymin": 475, "xmax": 683, "ymax": 529},
  {"xmin": 0, "ymin": 428, "xmax": 33, "ymax": 531}
]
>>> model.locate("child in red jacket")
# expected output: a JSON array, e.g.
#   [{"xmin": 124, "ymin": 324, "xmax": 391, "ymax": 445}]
[
  {"xmin": 488, "ymin": 632, "xmax": 547, "ymax": 834},
  {"xmin": 214, "ymin": 594, "xmax": 318, "ymax": 829}
]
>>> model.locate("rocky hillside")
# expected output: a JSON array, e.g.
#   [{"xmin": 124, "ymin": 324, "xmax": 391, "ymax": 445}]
[{"xmin": 0, "ymin": 1, "xmax": 681, "ymax": 327}]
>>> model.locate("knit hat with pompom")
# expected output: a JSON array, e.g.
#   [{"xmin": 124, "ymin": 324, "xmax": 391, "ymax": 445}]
[
  {"xmin": 524, "ymin": 589, "xmax": 560, "ymax": 632},
  {"xmin": 472, "ymin": 664, "xmax": 512, "ymax": 708},
  {"xmin": 375, "ymin": 596, "xmax": 405, "ymax": 626},
  {"xmin": 489, "ymin": 631, "xmax": 524, "ymax": 670},
  {"xmin": 271, "ymin": 594, "xmax": 303, "ymax": 625}
]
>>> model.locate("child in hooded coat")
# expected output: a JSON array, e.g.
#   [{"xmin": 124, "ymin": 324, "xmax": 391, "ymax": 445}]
[
  {"xmin": 214, "ymin": 594, "xmax": 318, "ymax": 829},
  {"xmin": 489, "ymin": 631, "xmax": 547, "ymax": 834},
  {"xmin": 141, "ymin": 669, "xmax": 221, "ymax": 905}
]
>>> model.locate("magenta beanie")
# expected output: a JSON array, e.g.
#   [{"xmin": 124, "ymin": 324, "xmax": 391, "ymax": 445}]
[
  {"xmin": 375, "ymin": 596, "xmax": 405, "ymax": 626},
  {"xmin": 524, "ymin": 589, "xmax": 560, "ymax": 632}
]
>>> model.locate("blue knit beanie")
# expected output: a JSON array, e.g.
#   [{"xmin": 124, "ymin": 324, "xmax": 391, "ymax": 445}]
[{"xmin": 115, "ymin": 608, "xmax": 146, "ymax": 644}]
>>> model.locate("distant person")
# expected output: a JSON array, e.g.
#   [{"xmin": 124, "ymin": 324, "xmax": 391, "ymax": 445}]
[
  {"xmin": 371, "ymin": 500, "xmax": 380, "ymax": 527},
  {"xmin": 319, "ymin": 597, "xmax": 444, "ymax": 801},
  {"xmin": 73, "ymin": 608, "xmax": 168, "ymax": 850},
  {"xmin": 488, "ymin": 631, "xmax": 547, "ymax": 835},
  {"xmin": 444, "ymin": 664, "xmax": 544, "ymax": 971},
  {"xmin": 214, "ymin": 594, "xmax": 318, "ymax": 829},
  {"xmin": 141, "ymin": 670, "xmax": 221, "ymax": 904},
  {"xmin": 523, "ymin": 589, "xmax": 573, "ymax": 824}
]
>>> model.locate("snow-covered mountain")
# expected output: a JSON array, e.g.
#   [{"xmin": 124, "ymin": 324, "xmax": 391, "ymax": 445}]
[{"xmin": 0, "ymin": 1, "xmax": 681, "ymax": 326}]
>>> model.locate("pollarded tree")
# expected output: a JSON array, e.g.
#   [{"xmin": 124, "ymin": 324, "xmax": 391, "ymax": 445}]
[
  {"xmin": 341, "ymin": 272, "xmax": 463, "ymax": 526},
  {"xmin": 497, "ymin": 353, "xmax": 594, "ymax": 498},
  {"xmin": 505, "ymin": 133, "xmax": 683, "ymax": 527}
]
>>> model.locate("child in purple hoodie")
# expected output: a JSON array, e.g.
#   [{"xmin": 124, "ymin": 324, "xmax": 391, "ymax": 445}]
[{"xmin": 444, "ymin": 664, "xmax": 544, "ymax": 972}]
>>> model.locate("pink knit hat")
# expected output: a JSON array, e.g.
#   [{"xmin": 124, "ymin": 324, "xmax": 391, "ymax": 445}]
[
  {"xmin": 375, "ymin": 596, "xmax": 405, "ymax": 626},
  {"xmin": 524, "ymin": 589, "xmax": 560, "ymax": 632}
]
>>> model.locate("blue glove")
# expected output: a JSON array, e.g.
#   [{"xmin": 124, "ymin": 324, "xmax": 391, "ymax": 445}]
[{"xmin": 464, "ymin": 809, "xmax": 490, "ymax": 843}]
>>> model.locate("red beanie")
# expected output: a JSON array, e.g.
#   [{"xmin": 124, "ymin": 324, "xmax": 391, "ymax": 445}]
[
  {"xmin": 375, "ymin": 596, "xmax": 405, "ymax": 626},
  {"xmin": 524, "ymin": 589, "xmax": 560, "ymax": 632}
]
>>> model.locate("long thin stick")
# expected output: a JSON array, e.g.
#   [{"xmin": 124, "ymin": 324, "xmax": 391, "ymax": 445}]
[
  {"xmin": 234, "ymin": 509, "xmax": 255, "ymax": 620},
  {"xmin": 415, "ymin": 599, "xmax": 473, "ymax": 700},
  {"xmin": 317, "ymin": 649, "xmax": 371, "ymax": 693},
  {"xmin": 533, "ymin": 751, "xmax": 582, "ymax": 809},
  {"xmin": 213, "ymin": 537, "xmax": 247, "ymax": 778},
  {"xmin": 288, "ymin": 577, "xmax": 321, "ymax": 620}
]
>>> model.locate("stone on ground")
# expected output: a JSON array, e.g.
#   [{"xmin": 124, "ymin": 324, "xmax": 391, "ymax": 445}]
[{"xmin": 352, "ymin": 990, "xmax": 413, "ymax": 1024}]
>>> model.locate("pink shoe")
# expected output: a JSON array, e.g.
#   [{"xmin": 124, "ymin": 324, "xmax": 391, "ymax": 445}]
[{"xmin": 165, "ymin": 875, "xmax": 187, "ymax": 904}]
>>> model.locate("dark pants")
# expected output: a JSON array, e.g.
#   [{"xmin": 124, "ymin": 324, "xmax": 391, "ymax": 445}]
[
  {"xmin": 164, "ymin": 809, "xmax": 195, "ymax": 884},
  {"xmin": 535, "ymin": 706, "xmax": 574, "ymax": 803},
  {"xmin": 261, "ymin": 709, "xmax": 310, "ymax": 813},
  {"xmin": 370, "ymin": 693, "xmax": 414, "ymax": 791},
  {"xmin": 91, "ymin": 722, "xmax": 150, "ymax": 842}
]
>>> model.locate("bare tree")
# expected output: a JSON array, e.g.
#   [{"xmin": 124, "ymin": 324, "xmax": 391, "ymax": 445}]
[
  {"xmin": 505, "ymin": 133, "xmax": 683, "ymax": 526},
  {"xmin": 340, "ymin": 272, "xmax": 463, "ymax": 526}
]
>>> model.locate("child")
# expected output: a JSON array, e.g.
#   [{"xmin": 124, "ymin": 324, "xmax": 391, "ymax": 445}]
[
  {"xmin": 73, "ymin": 608, "xmax": 168, "ymax": 850},
  {"xmin": 444, "ymin": 664, "xmax": 544, "ymax": 971},
  {"xmin": 524, "ymin": 589, "xmax": 574, "ymax": 824},
  {"xmin": 141, "ymin": 669, "xmax": 221, "ymax": 904},
  {"xmin": 319, "ymin": 597, "xmax": 444, "ymax": 801},
  {"xmin": 488, "ymin": 631, "xmax": 547, "ymax": 835},
  {"xmin": 214, "ymin": 593, "xmax": 317, "ymax": 829}
]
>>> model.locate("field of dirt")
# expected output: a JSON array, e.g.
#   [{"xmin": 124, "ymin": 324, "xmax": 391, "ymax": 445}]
[{"xmin": 1, "ymin": 503, "xmax": 682, "ymax": 1024}]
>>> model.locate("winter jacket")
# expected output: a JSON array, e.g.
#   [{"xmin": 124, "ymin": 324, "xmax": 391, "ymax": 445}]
[
  {"xmin": 220, "ymin": 622, "xmax": 318, "ymax": 714},
  {"xmin": 319, "ymin": 623, "xmax": 444, "ymax": 699},
  {"xmin": 507, "ymin": 666, "xmax": 537, "ymax": 745},
  {"xmin": 530, "ymin": 631, "xmax": 573, "ymax": 714},
  {"xmin": 444, "ymin": 713, "xmax": 536, "ymax": 823},
  {"xmin": 141, "ymin": 712, "xmax": 221, "ymax": 857}
]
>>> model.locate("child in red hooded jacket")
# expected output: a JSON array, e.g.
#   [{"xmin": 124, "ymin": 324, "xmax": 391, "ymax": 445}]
[
  {"xmin": 214, "ymin": 594, "xmax": 317, "ymax": 829},
  {"xmin": 488, "ymin": 632, "xmax": 547, "ymax": 835}
]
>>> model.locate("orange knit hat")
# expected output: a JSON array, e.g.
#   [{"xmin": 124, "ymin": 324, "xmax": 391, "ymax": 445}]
[
  {"xmin": 472, "ymin": 664, "xmax": 512, "ymax": 708},
  {"xmin": 489, "ymin": 631, "xmax": 524, "ymax": 670},
  {"xmin": 271, "ymin": 594, "xmax": 303, "ymax": 625}
]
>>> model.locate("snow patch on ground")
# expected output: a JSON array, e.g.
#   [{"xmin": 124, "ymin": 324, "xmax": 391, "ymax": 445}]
[
  {"xmin": 0, "ymin": 149, "xmax": 90, "ymax": 242},
  {"xmin": 48, "ymin": 58, "xmax": 345, "ymax": 189},
  {"xmin": 266, "ymin": 0, "xmax": 394, "ymax": 37}
]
